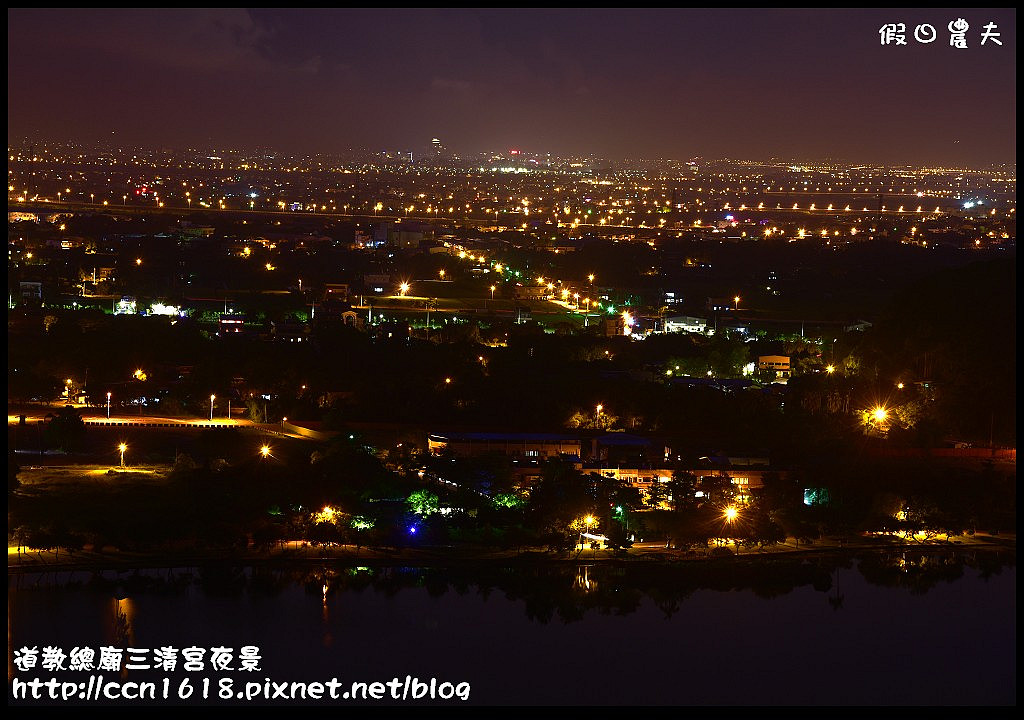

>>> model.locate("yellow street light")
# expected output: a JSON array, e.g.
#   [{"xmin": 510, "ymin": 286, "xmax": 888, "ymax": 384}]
[
  {"xmin": 118, "ymin": 443, "xmax": 127, "ymax": 467},
  {"xmin": 724, "ymin": 506, "xmax": 738, "ymax": 522},
  {"xmin": 825, "ymin": 365, "xmax": 835, "ymax": 374},
  {"xmin": 260, "ymin": 445, "xmax": 271, "ymax": 458},
  {"xmin": 872, "ymin": 407, "xmax": 888, "ymax": 422},
  {"xmin": 399, "ymin": 282, "xmax": 410, "ymax": 296}
]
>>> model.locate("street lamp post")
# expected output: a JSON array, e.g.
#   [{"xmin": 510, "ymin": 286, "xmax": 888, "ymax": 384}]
[
  {"xmin": 118, "ymin": 443, "xmax": 127, "ymax": 468},
  {"xmin": 724, "ymin": 506, "xmax": 739, "ymax": 553},
  {"xmin": 106, "ymin": 392, "xmax": 111, "ymax": 419},
  {"xmin": 734, "ymin": 295, "xmax": 740, "ymax": 311},
  {"xmin": 581, "ymin": 515, "xmax": 596, "ymax": 552},
  {"xmin": 210, "ymin": 394, "xmax": 215, "ymax": 421}
]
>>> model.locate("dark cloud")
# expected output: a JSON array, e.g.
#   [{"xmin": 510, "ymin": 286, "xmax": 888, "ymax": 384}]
[{"xmin": 7, "ymin": 8, "xmax": 1016, "ymax": 164}]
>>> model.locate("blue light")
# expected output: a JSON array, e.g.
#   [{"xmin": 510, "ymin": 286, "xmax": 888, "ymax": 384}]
[{"xmin": 408, "ymin": 526, "xmax": 417, "ymax": 534}]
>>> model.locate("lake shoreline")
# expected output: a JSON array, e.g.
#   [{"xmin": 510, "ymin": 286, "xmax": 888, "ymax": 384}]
[{"xmin": 8, "ymin": 532, "xmax": 1015, "ymax": 574}]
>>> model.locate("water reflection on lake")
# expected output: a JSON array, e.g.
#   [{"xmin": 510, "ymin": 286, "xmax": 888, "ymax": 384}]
[{"xmin": 8, "ymin": 551, "xmax": 1016, "ymax": 705}]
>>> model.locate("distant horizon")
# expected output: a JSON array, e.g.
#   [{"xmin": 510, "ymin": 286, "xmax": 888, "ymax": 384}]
[{"xmin": 5, "ymin": 136, "xmax": 1016, "ymax": 172}]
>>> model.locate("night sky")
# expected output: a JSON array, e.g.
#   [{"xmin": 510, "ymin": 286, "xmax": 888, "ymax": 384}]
[{"xmin": 7, "ymin": 8, "xmax": 1016, "ymax": 165}]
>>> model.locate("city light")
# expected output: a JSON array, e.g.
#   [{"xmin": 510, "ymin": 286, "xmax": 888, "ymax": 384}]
[{"xmin": 5, "ymin": 15, "xmax": 1016, "ymax": 705}]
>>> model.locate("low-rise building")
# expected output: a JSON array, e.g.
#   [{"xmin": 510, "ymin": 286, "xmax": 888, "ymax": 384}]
[
  {"xmin": 758, "ymin": 355, "xmax": 791, "ymax": 379},
  {"xmin": 219, "ymin": 313, "xmax": 246, "ymax": 336},
  {"xmin": 664, "ymin": 315, "xmax": 708, "ymax": 334},
  {"xmin": 428, "ymin": 432, "xmax": 581, "ymax": 460}
]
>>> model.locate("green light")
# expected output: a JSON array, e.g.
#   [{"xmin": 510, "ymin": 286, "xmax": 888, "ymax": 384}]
[
  {"xmin": 493, "ymin": 493, "xmax": 526, "ymax": 510},
  {"xmin": 350, "ymin": 516, "xmax": 375, "ymax": 531}
]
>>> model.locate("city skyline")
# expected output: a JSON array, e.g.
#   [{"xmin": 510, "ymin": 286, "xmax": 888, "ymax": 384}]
[{"xmin": 7, "ymin": 8, "xmax": 1016, "ymax": 166}]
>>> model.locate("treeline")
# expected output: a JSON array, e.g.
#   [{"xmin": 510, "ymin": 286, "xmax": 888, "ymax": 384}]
[{"xmin": 8, "ymin": 433, "xmax": 1015, "ymax": 559}]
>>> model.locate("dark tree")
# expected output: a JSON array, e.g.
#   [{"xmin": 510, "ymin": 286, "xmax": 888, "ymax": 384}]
[
  {"xmin": 667, "ymin": 469, "xmax": 699, "ymax": 511},
  {"xmin": 43, "ymin": 406, "xmax": 87, "ymax": 452}
]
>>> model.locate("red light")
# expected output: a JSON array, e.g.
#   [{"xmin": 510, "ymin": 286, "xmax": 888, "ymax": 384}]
[{"xmin": 510, "ymin": 149, "xmax": 519, "ymax": 155}]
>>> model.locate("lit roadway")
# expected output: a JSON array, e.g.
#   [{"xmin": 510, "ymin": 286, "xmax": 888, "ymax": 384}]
[
  {"xmin": 9, "ymin": 412, "xmax": 252, "ymax": 428},
  {"xmin": 10, "ymin": 198, "xmax": 952, "ymax": 237}
]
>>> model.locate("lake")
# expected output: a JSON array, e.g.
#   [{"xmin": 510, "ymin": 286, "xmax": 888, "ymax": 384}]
[{"xmin": 8, "ymin": 551, "xmax": 1016, "ymax": 706}]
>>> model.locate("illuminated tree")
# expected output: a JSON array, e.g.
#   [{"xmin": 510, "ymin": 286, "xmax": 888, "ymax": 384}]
[
  {"xmin": 645, "ymin": 480, "xmax": 667, "ymax": 510},
  {"xmin": 493, "ymin": 493, "xmax": 526, "ymax": 510},
  {"xmin": 407, "ymin": 489, "xmax": 439, "ymax": 517}
]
